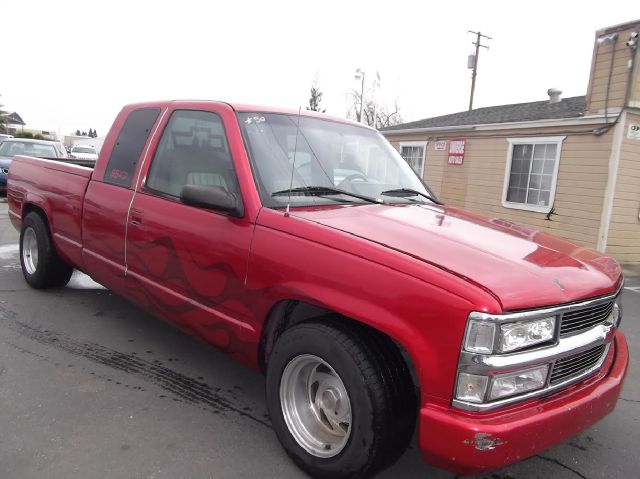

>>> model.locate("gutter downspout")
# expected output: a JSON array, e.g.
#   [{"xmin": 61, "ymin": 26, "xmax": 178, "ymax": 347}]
[{"xmin": 597, "ymin": 110, "xmax": 626, "ymax": 252}]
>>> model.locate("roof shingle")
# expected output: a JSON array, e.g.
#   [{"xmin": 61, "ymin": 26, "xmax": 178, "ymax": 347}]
[{"xmin": 382, "ymin": 96, "xmax": 586, "ymax": 132}]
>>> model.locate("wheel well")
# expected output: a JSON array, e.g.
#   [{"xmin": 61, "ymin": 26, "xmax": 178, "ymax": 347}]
[
  {"xmin": 258, "ymin": 300, "xmax": 419, "ymax": 392},
  {"xmin": 22, "ymin": 204, "xmax": 52, "ymax": 238},
  {"xmin": 23, "ymin": 203, "xmax": 48, "ymax": 223}
]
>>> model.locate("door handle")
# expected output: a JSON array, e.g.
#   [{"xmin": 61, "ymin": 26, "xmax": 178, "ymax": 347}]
[{"xmin": 130, "ymin": 209, "xmax": 144, "ymax": 226}]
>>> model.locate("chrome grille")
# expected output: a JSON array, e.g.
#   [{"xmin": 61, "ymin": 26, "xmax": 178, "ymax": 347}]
[
  {"xmin": 560, "ymin": 301, "xmax": 613, "ymax": 336},
  {"xmin": 549, "ymin": 345, "xmax": 606, "ymax": 385}
]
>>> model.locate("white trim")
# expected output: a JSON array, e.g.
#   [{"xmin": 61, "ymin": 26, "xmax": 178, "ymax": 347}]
[
  {"xmin": 381, "ymin": 113, "xmax": 611, "ymax": 136},
  {"xmin": 501, "ymin": 136, "xmax": 566, "ymax": 214},
  {"xmin": 124, "ymin": 106, "xmax": 169, "ymax": 275},
  {"xmin": 597, "ymin": 111, "xmax": 626, "ymax": 252},
  {"xmin": 475, "ymin": 112, "xmax": 618, "ymax": 130},
  {"xmin": 399, "ymin": 141, "xmax": 427, "ymax": 178}
]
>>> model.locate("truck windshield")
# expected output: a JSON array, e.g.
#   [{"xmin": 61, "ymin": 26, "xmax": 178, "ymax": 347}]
[{"xmin": 238, "ymin": 112, "xmax": 436, "ymax": 208}]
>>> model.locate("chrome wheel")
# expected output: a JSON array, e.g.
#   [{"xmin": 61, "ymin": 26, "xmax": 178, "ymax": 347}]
[
  {"xmin": 22, "ymin": 227, "xmax": 39, "ymax": 275},
  {"xmin": 280, "ymin": 354, "xmax": 352, "ymax": 458}
]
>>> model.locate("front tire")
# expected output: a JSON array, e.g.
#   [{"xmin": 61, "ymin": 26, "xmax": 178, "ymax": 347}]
[
  {"xmin": 266, "ymin": 320, "xmax": 416, "ymax": 479},
  {"xmin": 20, "ymin": 212, "xmax": 73, "ymax": 289}
]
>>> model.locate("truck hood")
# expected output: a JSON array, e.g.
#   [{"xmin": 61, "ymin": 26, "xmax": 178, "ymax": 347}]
[{"xmin": 292, "ymin": 204, "xmax": 622, "ymax": 311}]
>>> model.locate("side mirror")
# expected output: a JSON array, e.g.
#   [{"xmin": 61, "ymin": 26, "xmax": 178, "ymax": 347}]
[{"xmin": 180, "ymin": 184, "xmax": 243, "ymax": 217}]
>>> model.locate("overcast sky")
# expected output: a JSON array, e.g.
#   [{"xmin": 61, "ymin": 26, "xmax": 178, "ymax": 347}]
[{"xmin": 1, "ymin": 1, "xmax": 635, "ymax": 137}]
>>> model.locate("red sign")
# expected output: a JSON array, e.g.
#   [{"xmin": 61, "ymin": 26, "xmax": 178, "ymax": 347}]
[{"xmin": 448, "ymin": 139, "xmax": 465, "ymax": 165}]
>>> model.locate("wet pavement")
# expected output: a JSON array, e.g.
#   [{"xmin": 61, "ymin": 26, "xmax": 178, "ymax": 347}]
[{"xmin": 0, "ymin": 198, "xmax": 639, "ymax": 479}]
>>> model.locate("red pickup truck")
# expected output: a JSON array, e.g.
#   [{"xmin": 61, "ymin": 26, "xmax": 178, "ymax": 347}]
[{"xmin": 6, "ymin": 101, "xmax": 629, "ymax": 478}]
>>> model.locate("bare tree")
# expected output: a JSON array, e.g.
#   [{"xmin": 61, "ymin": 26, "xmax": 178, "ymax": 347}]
[
  {"xmin": 347, "ymin": 90, "xmax": 402, "ymax": 130},
  {"xmin": 0, "ymin": 96, "xmax": 7, "ymax": 133},
  {"xmin": 306, "ymin": 76, "xmax": 326, "ymax": 113}
]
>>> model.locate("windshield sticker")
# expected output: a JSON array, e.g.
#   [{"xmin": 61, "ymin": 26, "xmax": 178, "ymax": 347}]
[{"xmin": 245, "ymin": 116, "xmax": 266, "ymax": 125}]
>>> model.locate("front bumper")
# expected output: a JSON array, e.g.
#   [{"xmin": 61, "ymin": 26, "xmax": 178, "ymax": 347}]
[{"xmin": 419, "ymin": 332, "xmax": 629, "ymax": 476}]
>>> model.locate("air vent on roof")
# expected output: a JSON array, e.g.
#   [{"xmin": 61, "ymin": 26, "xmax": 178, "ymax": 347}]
[{"xmin": 547, "ymin": 88, "xmax": 562, "ymax": 104}]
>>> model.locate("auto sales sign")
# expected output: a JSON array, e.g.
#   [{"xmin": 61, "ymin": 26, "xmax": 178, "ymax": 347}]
[{"xmin": 448, "ymin": 139, "xmax": 465, "ymax": 166}]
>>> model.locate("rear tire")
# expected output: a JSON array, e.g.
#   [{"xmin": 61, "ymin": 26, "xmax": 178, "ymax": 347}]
[
  {"xmin": 266, "ymin": 319, "xmax": 416, "ymax": 479},
  {"xmin": 20, "ymin": 212, "xmax": 73, "ymax": 289}
]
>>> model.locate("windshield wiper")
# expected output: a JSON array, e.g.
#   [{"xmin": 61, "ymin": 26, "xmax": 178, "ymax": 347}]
[
  {"xmin": 272, "ymin": 186, "xmax": 382, "ymax": 205},
  {"xmin": 380, "ymin": 188, "xmax": 443, "ymax": 205}
]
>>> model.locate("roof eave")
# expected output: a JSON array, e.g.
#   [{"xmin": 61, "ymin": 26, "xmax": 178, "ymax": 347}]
[{"xmin": 381, "ymin": 111, "xmax": 617, "ymax": 136}]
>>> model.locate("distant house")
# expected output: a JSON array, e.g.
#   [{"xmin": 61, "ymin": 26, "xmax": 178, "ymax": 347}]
[
  {"xmin": 2, "ymin": 112, "xmax": 59, "ymax": 140},
  {"xmin": 5, "ymin": 112, "xmax": 26, "ymax": 128},
  {"xmin": 1, "ymin": 111, "xmax": 26, "ymax": 134},
  {"xmin": 383, "ymin": 19, "xmax": 640, "ymax": 265}
]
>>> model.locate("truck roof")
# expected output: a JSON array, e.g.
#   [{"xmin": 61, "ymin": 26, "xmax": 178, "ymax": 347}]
[{"xmin": 120, "ymin": 100, "xmax": 374, "ymax": 131}]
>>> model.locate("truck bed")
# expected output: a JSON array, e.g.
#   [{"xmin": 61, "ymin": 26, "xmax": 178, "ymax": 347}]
[
  {"xmin": 7, "ymin": 155, "xmax": 93, "ymax": 270},
  {"xmin": 46, "ymin": 157, "xmax": 97, "ymax": 169}
]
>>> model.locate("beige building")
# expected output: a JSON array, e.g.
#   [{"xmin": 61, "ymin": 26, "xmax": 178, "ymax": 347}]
[{"xmin": 383, "ymin": 19, "xmax": 640, "ymax": 265}]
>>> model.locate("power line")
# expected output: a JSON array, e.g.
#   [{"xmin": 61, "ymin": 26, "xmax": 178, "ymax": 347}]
[{"xmin": 468, "ymin": 30, "xmax": 492, "ymax": 111}]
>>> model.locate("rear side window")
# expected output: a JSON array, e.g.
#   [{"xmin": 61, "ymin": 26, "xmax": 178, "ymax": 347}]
[{"xmin": 104, "ymin": 108, "xmax": 160, "ymax": 187}]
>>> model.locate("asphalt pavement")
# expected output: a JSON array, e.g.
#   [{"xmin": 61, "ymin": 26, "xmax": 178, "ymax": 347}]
[{"xmin": 0, "ymin": 198, "xmax": 638, "ymax": 479}]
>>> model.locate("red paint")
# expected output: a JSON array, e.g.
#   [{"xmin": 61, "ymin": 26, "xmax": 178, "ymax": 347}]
[
  {"xmin": 6, "ymin": 100, "xmax": 628, "ymax": 474},
  {"xmin": 420, "ymin": 333, "xmax": 629, "ymax": 475}
]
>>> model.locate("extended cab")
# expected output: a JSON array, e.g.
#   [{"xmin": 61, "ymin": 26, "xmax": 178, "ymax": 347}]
[{"xmin": 6, "ymin": 101, "xmax": 629, "ymax": 478}]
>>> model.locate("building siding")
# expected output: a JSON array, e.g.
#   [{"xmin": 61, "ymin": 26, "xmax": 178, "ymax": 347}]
[
  {"xmin": 606, "ymin": 112, "xmax": 640, "ymax": 263},
  {"xmin": 389, "ymin": 124, "xmax": 614, "ymax": 251},
  {"xmin": 384, "ymin": 20, "xmax": 640, "ymax": 262},
  {"xmin": 586, "ymin": 22, "xmax": 640, "ymax": 113}
]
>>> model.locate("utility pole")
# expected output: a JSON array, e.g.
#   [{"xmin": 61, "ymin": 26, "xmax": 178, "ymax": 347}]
[{"xmin": 468, "ymin": 30, "xmax": 491, "ymax": 111}]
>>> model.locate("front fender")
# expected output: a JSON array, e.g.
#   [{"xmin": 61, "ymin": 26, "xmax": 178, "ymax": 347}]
[{"xmin": 247, "ymin": 221, "xmax": 489, "ymax": 405}]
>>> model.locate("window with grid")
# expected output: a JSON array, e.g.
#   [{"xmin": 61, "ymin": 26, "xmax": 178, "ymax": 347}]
[
  {"xmin": 503, "ymin": 137, "xmax": 564, "ymax": 213},
  {"xmin": 399, "ymin": 142, "xmax": 426, "ymax": 177}
]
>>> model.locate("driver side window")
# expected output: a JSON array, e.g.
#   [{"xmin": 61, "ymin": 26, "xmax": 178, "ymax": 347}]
[{"xmin": 146, "ymin": 110, "xmax": 239, "ymax": 198}]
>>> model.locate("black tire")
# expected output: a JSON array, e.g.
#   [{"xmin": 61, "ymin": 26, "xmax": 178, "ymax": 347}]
[
  {"xmin": 20, "ymin": 212, "xmax": 73, "ymax": 289},
  {"xmin": 266, "ymin": 319, "xmax": 417, "ymax": 479}
]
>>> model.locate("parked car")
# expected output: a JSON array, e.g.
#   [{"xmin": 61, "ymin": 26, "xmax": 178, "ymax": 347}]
[
  {"xmin": 6, "ymin": 101, "xmax": 628, "ymax": 478},
  {"xmin": 52, "ymin": 141, "xmax": 69, "ymax": 159},
  {"xmin": 0, "ymin": 133, "xmax": 14, "ymax": 143},
  {"xmin": 69, "ymin": 144, "xmax": 98, "ymax": 162},
  {"xmin": 0, "ymin": 138, "xmax": 66, "ymax": 196}
]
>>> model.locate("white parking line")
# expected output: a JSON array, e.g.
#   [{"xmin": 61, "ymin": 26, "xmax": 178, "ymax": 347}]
[{"xmin": 624, "ymin": 286, "xmax": 640, "ymax": 294}]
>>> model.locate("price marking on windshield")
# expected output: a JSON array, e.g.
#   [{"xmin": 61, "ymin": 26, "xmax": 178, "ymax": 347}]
[{"xmin": 245, "ymin": 116, "xmax": 266, "ymax": 125}]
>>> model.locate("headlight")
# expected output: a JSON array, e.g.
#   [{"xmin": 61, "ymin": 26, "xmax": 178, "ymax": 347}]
[
  {"xmin": 463, "ymin": 320, "xmax": 496, "ymax": 353},
  {"xmin": 488, "ymin": 365, "xmax": 549, "ymax": 400},
  {"xmin": 464, "ymin": 316, "xmax": 556, "ymax": 354},
  {"xmin": 498, "ymin": 317, "xmax": 556, "ymax": 352}
]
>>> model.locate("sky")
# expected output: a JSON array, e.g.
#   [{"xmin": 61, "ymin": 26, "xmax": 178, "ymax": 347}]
[{"xmin": 1, "ymin": 0, "xmax": 636, "ymax": 138}]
